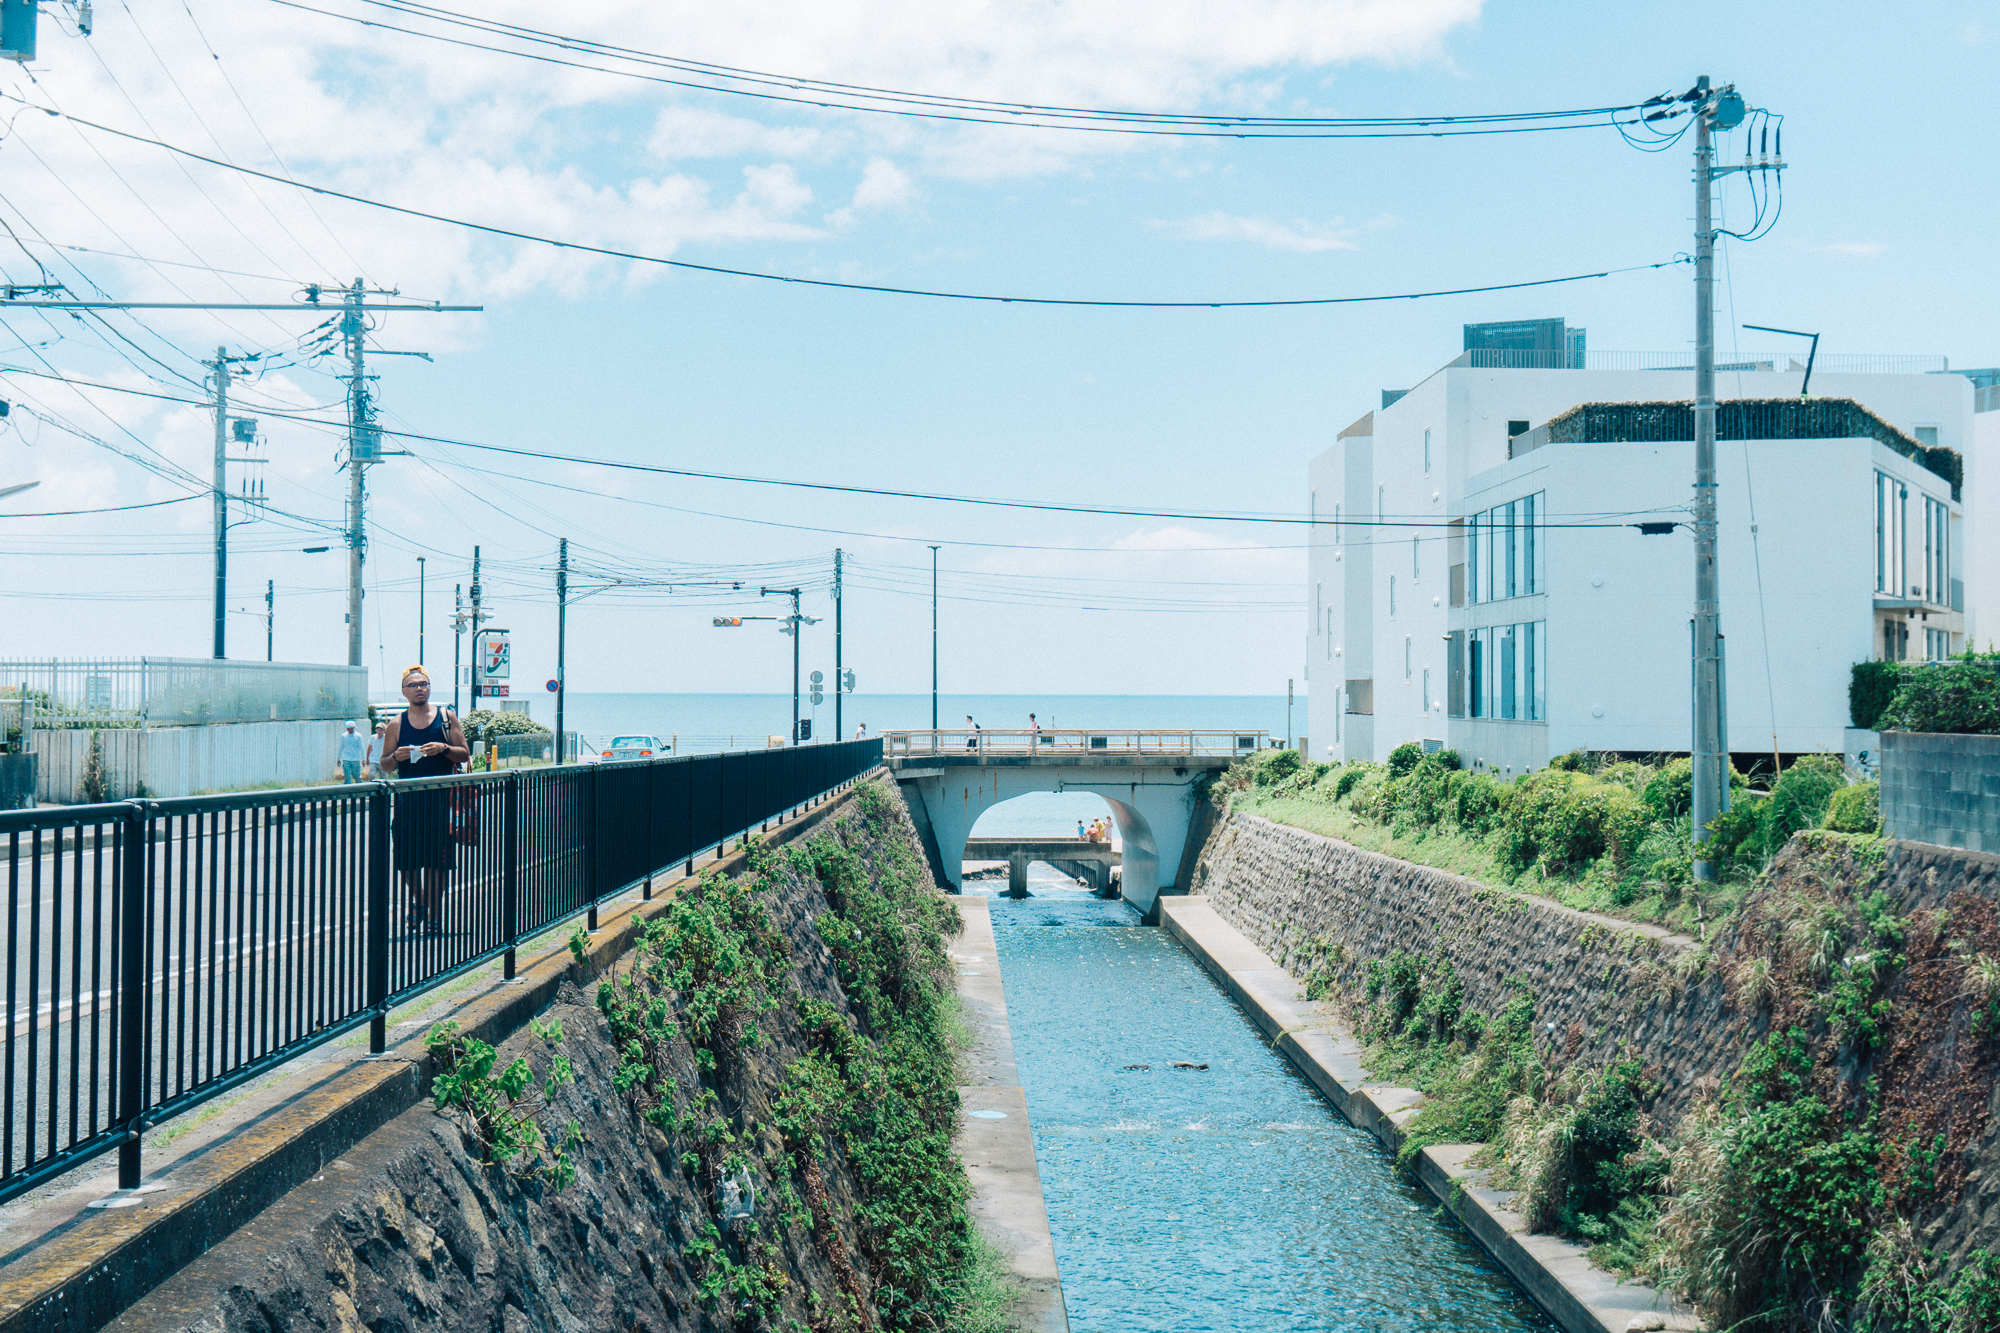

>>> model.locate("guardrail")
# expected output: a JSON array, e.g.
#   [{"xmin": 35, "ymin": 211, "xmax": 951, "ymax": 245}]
[
  {"xmin": 0, "ymin": 738, "xmax": 882, "ymax": 1207},
  {"xmin": 883, "ymin": 729, "xmax": 1267, "ymax": 758}
]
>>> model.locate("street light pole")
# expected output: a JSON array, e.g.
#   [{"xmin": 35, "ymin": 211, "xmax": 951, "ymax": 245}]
[
  {"xmin": 833, "ymin": 548, "xmax": 843, "ymax": 743},
  {"xmin": 555, "ymin": 539, "xmax": 569, "ymax": 761},
  {"xmin": 417, "ymin": 556, "xmax": 426, "ymax": 668},
  {"xmin": 266, "ymin": 579, "xmax": 274, "ymax": 662},
  {"xmin": 757, "ymin": 586, "xmax": 806, "ymax": 745},
  {"xmin": 929, "ymin": 545, "xmax": 939, "ymax": 730}
]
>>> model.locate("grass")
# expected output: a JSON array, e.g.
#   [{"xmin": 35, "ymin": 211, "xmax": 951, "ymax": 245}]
[{"xmin": 1238, "ymin": 787, "xmax": 1750, "ymax": 936}]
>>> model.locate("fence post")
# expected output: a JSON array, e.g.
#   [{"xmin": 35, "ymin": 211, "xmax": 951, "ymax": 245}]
[
  {"xmin": 503, "ymin": 772, "xmax": 520, "ymax": 980},
  {"xmin": 585, "ymin": 762, "xmax": 599, "ymax": 933},
  {"xmin": 115, "ymin": 799, "xmax": 149, "ymax": 1190},
  {"xmin": 367, "ymin": 782, "xmax": 390, "ymax": 1054}
]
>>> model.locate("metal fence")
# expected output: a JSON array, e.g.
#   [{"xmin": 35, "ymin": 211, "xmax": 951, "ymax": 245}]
[
  {"xmin": 883, "ymin": 728, "xmax": 1267, "ymax": 758},
  {"xmin": 0, "ymin": 737, "xmax": 881, "ymax": 1206},
  {"xmin": 1447, "ymin": 349, "xmax": 1950, "ymax": 375},
  {"xmin": 0, "ymin": 659, "xmax": 367, "ymax": 728}
]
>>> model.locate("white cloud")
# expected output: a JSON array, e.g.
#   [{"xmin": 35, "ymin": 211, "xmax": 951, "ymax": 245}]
[
  {"xmin": 1812, "ymin": 242, "xmax": 1889, "ymax": 258},
  {"xmin": 827, "ymin": 159, "xmax": 918, "ymax": 226},
  {"xmin": 1149, "ymin": 211, "xmax": 1360, "ymax": 252},
  {"xmin": 648, "ymin": 108, "xmax": 825, "ymax": 161}
]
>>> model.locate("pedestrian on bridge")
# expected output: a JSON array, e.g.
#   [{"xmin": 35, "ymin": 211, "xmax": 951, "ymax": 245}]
[
  {"xmin": 382, "ymin": 666, "xmax": 469, "ymax": 935},
  {"xmin": 965, "ymin": 716, "xmax": 980, "ymax": 751},
  {"xmin": 338, "ymin": 721, "xmax": 364, "ymax": 783}
]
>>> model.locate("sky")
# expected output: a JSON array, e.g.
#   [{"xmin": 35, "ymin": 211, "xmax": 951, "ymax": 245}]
[{"xmin": 0, "ymin": 0, "xmax": 1993, "ymax": 703}]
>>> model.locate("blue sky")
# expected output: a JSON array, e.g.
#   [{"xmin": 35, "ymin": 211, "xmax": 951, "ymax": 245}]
[{"xmin": 1, "ymin": 0, "xmax": 1993, "ymax": 702}]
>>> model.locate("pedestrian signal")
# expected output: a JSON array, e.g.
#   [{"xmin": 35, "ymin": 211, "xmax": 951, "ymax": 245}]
[{"xmin": 796, "ymin": 719, "xmax": 813, "ymax": 741}]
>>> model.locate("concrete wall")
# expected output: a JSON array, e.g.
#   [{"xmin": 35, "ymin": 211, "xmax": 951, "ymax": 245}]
[
  {"xmin": 1880, "ymin": 730, "xmax": 2000, "ymax": 853},
  {"xmin": 32, "ymin": 719, "xmax": 348, "ymax": 801}
]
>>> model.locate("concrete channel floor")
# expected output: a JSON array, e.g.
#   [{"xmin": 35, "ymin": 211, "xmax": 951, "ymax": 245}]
[{"xmin": 949, "ymin": 894, "xmax": 1070, "ymax": 1333}]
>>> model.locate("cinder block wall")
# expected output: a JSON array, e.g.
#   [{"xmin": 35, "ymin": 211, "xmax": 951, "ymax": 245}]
[{"xmin": 1881, "ymin": 731, "xmax": 2000, "ymax": 853}]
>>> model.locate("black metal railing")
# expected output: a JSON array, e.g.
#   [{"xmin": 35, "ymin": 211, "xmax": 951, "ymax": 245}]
[{"xmin": 0, "ymin": 737, "xmax": 881, "ymax": 1206}]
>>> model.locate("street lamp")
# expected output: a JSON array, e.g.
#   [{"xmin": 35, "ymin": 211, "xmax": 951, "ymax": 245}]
[{"xmin": 928, "ymin": 546, "xmax": 939, "ymax": 730}]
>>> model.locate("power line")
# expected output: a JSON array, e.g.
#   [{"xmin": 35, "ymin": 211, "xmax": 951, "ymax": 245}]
[
  {"xmin": 0, "ymin": 494, "xmax": 203, "ymax": 517},
  {"xmin": 27, "ymin": 100, "xmax": 1691, "ymax": 309},
  {"xmin": 275, "ymin": 0, "xmax": 1663, "ymax": 139}
]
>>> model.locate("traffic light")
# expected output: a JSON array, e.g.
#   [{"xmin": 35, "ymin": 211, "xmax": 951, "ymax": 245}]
[
  {"xmin": 840, "ymin": 668, "xmax": 856, "ymax": 692},
  {"xmin": 712, "ymin": 617, "xmax": 743, "ymax": 627},
  {"xmin": 796, "ymin": 719, "xmax": 813, "ymax": 741}
]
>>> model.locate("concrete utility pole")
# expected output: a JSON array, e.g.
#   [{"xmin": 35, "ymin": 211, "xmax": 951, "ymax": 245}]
[
  {"xmin": 469, "ymin": 546, "xmax": 484, "ymax": 706},
  {"xmin": 1688, "ymin": 77, "xmax": 1751, "ymax": 881},
  {"xmin": 341, "ymin": 281, "xmax": 374, "ymax": 669},
  {"xmin": 206, "ymin": 347, "xmax": 257, "ymax": 659},
  {"xmin": 929, "ymin": 545, "xmax": 940, "ymax": 730},
  {"xmin": 266, "ymin": 579, "xmax": 275, "ymax": 662},
  {"xmin": 833, "ymin": 548, "xmax": 843, "ymax": 743},
  {"xmin": 555, "ymin": 539, "xmax": 568, "ymax": 760},
  {"xmin": 452, "ymin": 582, "xmax": 464, "ymax": 715}
]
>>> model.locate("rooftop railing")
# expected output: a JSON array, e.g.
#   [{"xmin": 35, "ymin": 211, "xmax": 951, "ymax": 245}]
[
  {"xmin": 883, "ymin": 728, "xmax": 1268, "ymax": 758},
  {"xmin": 1447, "ymin": 349, "xmax": 1950, "ymax": 375}
]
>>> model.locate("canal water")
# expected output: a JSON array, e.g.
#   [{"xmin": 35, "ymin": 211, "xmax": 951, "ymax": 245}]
[{"xmin": 974, "ymin": 862, "xmax": 1555, "ymax": 1332}]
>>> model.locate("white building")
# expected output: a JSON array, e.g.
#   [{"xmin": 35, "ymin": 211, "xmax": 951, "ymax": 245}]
[{"xmin": 1306, "ymin": 332, "xmax": 1976, "ymax": 775}]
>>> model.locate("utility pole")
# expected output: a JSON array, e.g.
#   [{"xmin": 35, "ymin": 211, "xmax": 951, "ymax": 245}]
[
  {"xmin": 266, "ymin": 579, "xmax": 275, "ymax": 662},
  {"xmin": 555, "ymin": 539, "xmax": 569, "ymax": 761},
  {"xmin": 452, "ymin": 583, "xmax": 464, "ymax": 715},
  {"xmin": 341, "ymin": 281, "xmax": 374, "ymax": 670},
  {"xmin": 206, "ymin": 347, "xmax": 257, "ymax": 659},
  {"xmin": 1687, "ymin": 78, "xmax": 1751, "ymax": 882},
  {"xmin": 833, "ymin": 548, "xmax": 843, "ymax": 743},
  {"xmin": 469, "ymin": 546, "xmax": 484, "ymax": 708},
  {"xmin": 760, "ymin": 586, "xmax": 806, "ymax": 745},
  {"xmin": 928, "ymin": 545, "xmax": 939, "ymax": 730},
  {"xmin": 417, "ymin": 556, "xmax": 426, "ymax": 668}
]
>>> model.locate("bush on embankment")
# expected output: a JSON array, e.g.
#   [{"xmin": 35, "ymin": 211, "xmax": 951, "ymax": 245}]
[
  {"xmin": 1288, "ymin": 828, "xmax": 2000, "ymax": 1333},
  {"xmin": 1222, "ymin": 745, "xmax": 1878, "ymax": 932},
  {"xmin": 1854, "ymin": 652, "xmax": 2000, "ymax": 735}
]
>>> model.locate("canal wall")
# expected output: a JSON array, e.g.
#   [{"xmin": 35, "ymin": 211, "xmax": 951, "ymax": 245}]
[
  {"xmin": 1188, "ymin": 811, "xmax": 2000, "ymax": 1326},
  {"xmin": 12, "ymin": 774, "xmax": 1065, "ymax": 1333}
]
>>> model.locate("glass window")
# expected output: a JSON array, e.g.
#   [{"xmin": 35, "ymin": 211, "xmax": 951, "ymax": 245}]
[
  {"xmin": 1875, "ymin": 474, "xmax": 1887, "ymax": 593},
  {"xmin": 1405, "ymin": 635, "xmax": 1412, "ymax": 681},
  {"xmin": 1525, "ymin": 621, "xmax": 1543, "ymax": 721},
  {"xmin": 1334, "ymin": 504, "xmax": 1341, "ymax": 545},
  {"xmin": 1500, "ymin": 625, "xmax": 1518, "ymax": 719},
  {"xmin": 1523, "ymin": 493, "xmax": 1538, "ymax": 595},
  {"xmin": 1424, "ymin": 427, "xmax": 1432, "ymax": 474},
  {"xmin": 1505, "ymin": 501, "xmax": 1519, "ymax": 598},
  {"xmin": 1389, "ymin": 575, "xmax": 1396, "ymax": 617},
  {"xmin": 1412, "ymin": 535, "xmax": 1420, "ymax": 580},
  {"xmin": 1467, "ymin": 511, "xmax": 1480, "ymax": 604},
  {"xmin": 1423, "ymin": 666, "xmax": 1432, "ymax": 714},
  {"xmin": 1470, "ymin": 630, "xmax": 1485, "ymax": 718},
  {"xmin": 1315, "ymin": 582, "xmax": 1322, "ymax": 635}
]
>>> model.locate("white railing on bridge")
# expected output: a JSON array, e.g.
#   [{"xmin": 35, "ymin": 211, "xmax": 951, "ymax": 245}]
[{"xmin": 883, "ymin": 728, "xmax": 1267, "ymax": 758}]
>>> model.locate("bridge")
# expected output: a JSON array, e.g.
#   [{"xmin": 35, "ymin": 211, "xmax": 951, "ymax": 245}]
[
  {"xmin": 963, "ymin": 836, "xmax": 1119, "ymax": 897},
  {"xmin": 886, "ymin": 729, "xmax": 1265, "ymax": 920}
]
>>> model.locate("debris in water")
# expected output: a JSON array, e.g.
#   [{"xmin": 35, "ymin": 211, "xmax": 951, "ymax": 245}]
[
  {"xmin": 1121, "ymin": 1063, "xmax": 1151, "ymax": 1071},
  {"xmin": 1171, "ymin": 1061, "xmax": 1210, "ymax": 1071}
]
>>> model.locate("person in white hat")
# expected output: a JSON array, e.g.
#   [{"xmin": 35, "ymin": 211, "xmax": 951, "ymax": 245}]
[{"xmin": 338, "ymin": 721, "xmax": 365, "ymax": 783}]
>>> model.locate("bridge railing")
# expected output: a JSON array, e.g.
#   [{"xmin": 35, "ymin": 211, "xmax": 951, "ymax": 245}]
[
  {"xmin": 0, "ymin": 737, "xmax": 882, "ymax": 1207},
  {"xmin": 883, "ymin": 728, "xmax": 1267, "ymax": 758}
]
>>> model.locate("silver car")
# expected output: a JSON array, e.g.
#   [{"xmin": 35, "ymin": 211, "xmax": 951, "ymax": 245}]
[{"xmin": 598, "ymin": 733, "xmax": 669, "ymax": 762}]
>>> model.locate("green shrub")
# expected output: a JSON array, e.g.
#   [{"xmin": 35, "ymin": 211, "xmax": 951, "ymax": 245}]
[
  {"xmin": 1433, "ymin": 748, "xmax": 1463, "ymax": 771},
  {"xmin": 1643, "ymin": 758, "xmax": 1694, "ymax": 820},
  {"xmin": 461, "ymin": 708, "xmax": 553, "ymax": 744},
  {"xmin": 1759, "ymin": 756, "xmax": 1847, "ymax": 852},
  {"xmin": 1444, "ymin": 769, "xmax": 1505, "ymax": 835},
  {"xmin": 1850, "ymin": 660, "xmax": 1904, "ymax": 730},
  {"xmin": 1330, "ymin": 762, "xmax": 1372, "ymax": 801},
  {"xmin": 1823, "ymin": 781, "xmax": 1880, "ymax": 835},
  {"xmin": 1387, "ymin": 741, "xmax": 1425, "ymax": 777},
  {"xmin": 1254, "ymin": 748, "xmax": 1304, "ymax": 786},
  {"xmin": 1877, "ymin": 653, "xmax": 2000, "ymax": 735},
  {"xmin": 1548, "ymin": 749, "xmax": 1588, "ymax": 772},
  {"xmin": 1495, "ymin": 770, "xmax": 1649, "ymax": 875}
]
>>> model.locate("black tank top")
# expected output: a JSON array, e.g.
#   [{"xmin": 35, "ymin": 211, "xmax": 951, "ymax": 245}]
[{"xmin": 396, "ymin": 708, "xmax": 455, "ymax": 779}]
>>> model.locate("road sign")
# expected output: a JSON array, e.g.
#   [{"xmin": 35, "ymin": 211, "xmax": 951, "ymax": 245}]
[
  {"xmin": 809, "ymin": 689, "xmax": 824, "ymax": 705},
  {"xmin": 809, "ymin": 670, "xmax": 823, "ymax": 684},
  {"xmin": 546, "ymin": 679, "xmax": 559, "ymax": 692}
]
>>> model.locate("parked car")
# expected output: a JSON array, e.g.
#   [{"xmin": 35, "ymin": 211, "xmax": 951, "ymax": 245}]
[{"xmin": 599, "ymin": 734, "xmax": 670, "ymax": 762}]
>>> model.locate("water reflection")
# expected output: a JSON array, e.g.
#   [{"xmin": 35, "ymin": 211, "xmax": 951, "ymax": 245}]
[{"xmin": 981, "ymin": 868, "xmax": 1553, "ymax": 1333}]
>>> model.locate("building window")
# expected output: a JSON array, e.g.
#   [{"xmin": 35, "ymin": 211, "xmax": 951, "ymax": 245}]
[
  {"xmin": 1926, "ymin": 627, "xmax": 1952, "ymax": 660},
  {"xmin": 1876, "ymin": 472, "xmax": 1909, "ymax": 598},
  {"xmin": 1405, "ymin": 635, "xmax": 1413, "ymax": 681},
  {"xmin": 1526, "ymin": 621, "xmax": 1543, "ymax": 720},
  {"xmin": 1389, "ymin": 575, "xmax": 1397, "ymax": 617},
  {"xmin": 1423, "ymin": 666, "xmax": 1432, "ymax": 713},
  {"xmin": 1423, "ymin": 427, "xmax": 1432, "ymax": 474},
  {"xmin": 1315, "ymin": 582, "xmax": 1322, "ymax": 635},
  {"xmin": 1523, "ymin": 493, "xmax": 1538, "ymax": 595},
  {"xmin": 1470, "ymin": 630, "xmax": 1485, "ymax": 718},
  {"xmin": 1467, "ymin": 512, "xmax": 1480, "ymax": 605},
  {"xmin": 1412, "ymin": 535, "xmax": 1420, "ymax": 581},
  {"xmin": 1333, "ymin": 504, "xmax": 1342, "ymax": 550},
  {"xmin": 1923, "ymin": 496, "xmax": 1948, "ymax": 607},
  {"xmin": 1915, "ymin": 426, "xmax": 1939, "ymax": 451},
  {"xmin": 1378, "ymin": 484, "xmax": 1385, "ymax": 522},
  {"xmin": 1500, "ymin": 625, "xmax": 1518, "ymax": 719},
  {"xmin": 1504, "ymin": 500, "xmax": 1519, "ymax": 599}
]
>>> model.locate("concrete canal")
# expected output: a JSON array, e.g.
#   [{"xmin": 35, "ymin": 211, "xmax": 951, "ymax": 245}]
[{"xmin": 975, "ymin": 862, "xmax": 1554, "ymax": 1332}]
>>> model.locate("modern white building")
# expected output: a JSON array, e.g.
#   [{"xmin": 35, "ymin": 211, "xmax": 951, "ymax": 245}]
[{"xmin": 1305, "ymin": 328, "xmax": 1977, "ymax": 775}]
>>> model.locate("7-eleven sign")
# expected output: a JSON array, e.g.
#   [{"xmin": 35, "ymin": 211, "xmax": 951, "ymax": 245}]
[{"xmin": 477, "ymin": 630, "xmax": 511, "ymax": 689}]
